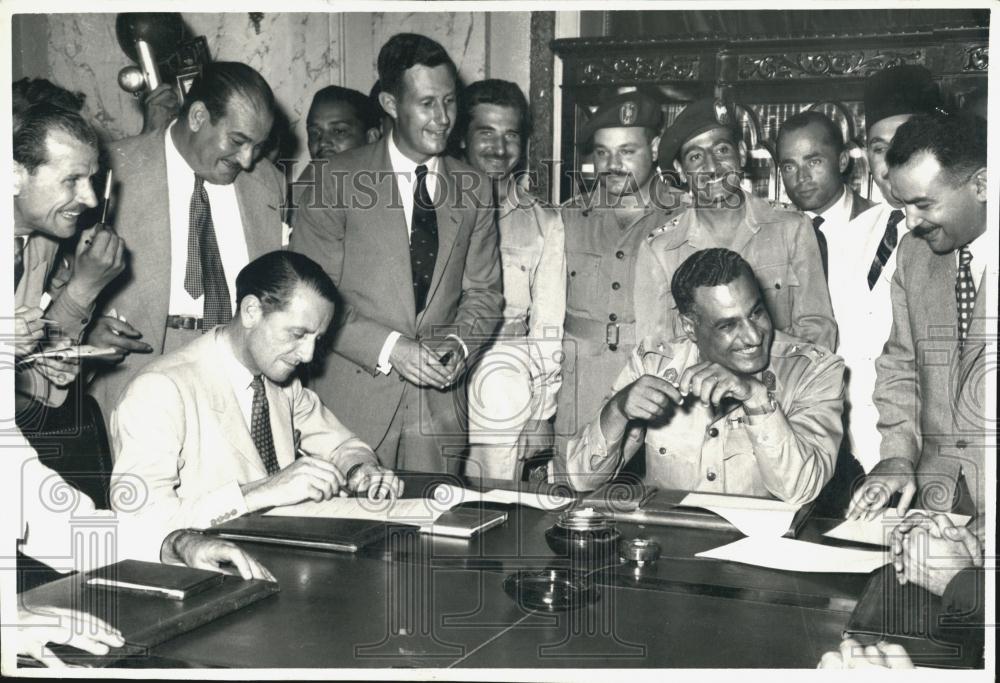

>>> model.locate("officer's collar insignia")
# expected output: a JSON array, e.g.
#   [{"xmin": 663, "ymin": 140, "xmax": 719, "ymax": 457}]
[
  {"xmin": 620, "ymin": 101, "xmax": 638, "ymax": 126},
  {"xmin": 762, "ymin": 370, "xmax": 777, "ymax": 392},
  {"xmin": 713, "ymin": 99, "xmax": 730, "ymax": 125}
]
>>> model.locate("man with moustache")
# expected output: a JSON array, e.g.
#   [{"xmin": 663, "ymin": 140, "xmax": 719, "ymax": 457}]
[
  {"xmin": 111, "ymin": 251, "xmax": 401, "ymax": 530},
  {"xmin": 552, "ymin": 92, "xmax": 684, "ymax": 479},
  {"xmin": 825, "ymin": 65, "xmax": 945, "ymax": 473},
  {"xmin": 777, "ymin": 109, "xmax": 875, "ymax": 280},
  {"xmin": 305, "ymin": 85, "xmax": 381, "ymax": 160},
  {"xmin": 87, "ymin": 62, "xmax": 287, "ymax": 420},
  {"xmin": 849, "ymin": 113, "xmax": 991, "ymax": 521},
  {"xmin": 291, "ymin": 34, "xmax": 502, "ymax": 475},
  {"xmin": 634, "ymin": 98, "xmax": 836, "ymax": 353},
  {"xmin": 563, "ymin": 248, "xmax": 843, "ymax": 501},
  {"xmin": 457, "ymin": 79, "xmax": 566, "ymax": 481},
  {"xmin": 13, "ymin": 103, "xmax": 126, "ymax": 409}
]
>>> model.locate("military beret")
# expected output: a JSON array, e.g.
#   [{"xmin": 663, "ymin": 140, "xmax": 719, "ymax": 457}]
[
  {"xmin": 864, "ymin": 65, "xmax": 944, "ymax": 133},
  {"xmin": 658, "ymin": 98, "xmax": 739, "ymax": 166},
  {"xmin": 579, "ymin": 92, "xmax": 663, "ymax": 146}
]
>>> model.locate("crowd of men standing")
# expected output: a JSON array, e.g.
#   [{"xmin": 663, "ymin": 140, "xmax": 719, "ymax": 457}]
[{"xmin": 9, "ymin": 31, "xmax": 991, "ymax": 667}]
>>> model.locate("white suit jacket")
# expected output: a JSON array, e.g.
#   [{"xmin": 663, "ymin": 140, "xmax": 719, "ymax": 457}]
[{"xmin": 110, "ymin": 330, "xmax": 377, "ymax": 530}]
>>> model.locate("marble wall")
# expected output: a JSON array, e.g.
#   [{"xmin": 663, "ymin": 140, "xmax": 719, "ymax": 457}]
[{"xmin": 18, "ymin": 12, "xmax": 527, "ymax": 167}]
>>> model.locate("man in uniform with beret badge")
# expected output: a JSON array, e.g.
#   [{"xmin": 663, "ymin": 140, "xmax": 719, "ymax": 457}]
[
  {"xmin": 552, "ymin": 92, "xmax": 684, "ymax": 482},
  {"xmin": 634, "ymin": 98, "xmax": 837, "ymax": 353}
]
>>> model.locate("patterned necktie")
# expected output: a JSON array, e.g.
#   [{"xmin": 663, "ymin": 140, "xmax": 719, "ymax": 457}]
[
  {"xmin": 811, "ymin": 215, "xmax": 829, "ymax": 281},
  {"xmin": 409, "ymin": 164, "xmax": 438, "ymax": 313},
  {"xmin": 184, "ymin": 176, "xmax": 232, "ymax": 331},
  {"xmin": 955, "ymin": 246, "xmax": 976, "ymax": 347},
  {"xmin": 250, "ymin": 375, "xmax": 280, "ymax": 475},
  {"xmin": 866, "ymin": 209, "xmax": 904, "ymax": 290},
  {"xmin": 14, "ymin": 236, "xmax": 25, "ymax": 291}
]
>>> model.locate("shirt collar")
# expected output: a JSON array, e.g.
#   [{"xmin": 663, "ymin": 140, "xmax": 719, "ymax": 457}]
[
  {"xmin": 215, "ymin": 327, "xmax": 257, "ymax": 394},
  {"xmin": 164, "ymin": 120, "xmax": 195, "ymax": 183},
  {"xmin": 963, "ymin": 232, "xmax": 990, "ymax": 284},
  {"xmin": 386, "ymin": 131, "xmax": 440, "ymax": 178},
  {"xmin": 806, "ymin": 185, "xmax": 849, "ymax": 224}
]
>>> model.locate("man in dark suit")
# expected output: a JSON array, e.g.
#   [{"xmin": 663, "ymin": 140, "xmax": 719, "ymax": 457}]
[
  {"xmin": 849, "ymin": 113, "xmax": 990, "ymax": 520},
  {"xmin": 290, "ymin": 33, "xmax": 502, "ymax": 474},
  {"xmin": 87, "ymin": 62, "xmax": 287, "ymax": 418}
]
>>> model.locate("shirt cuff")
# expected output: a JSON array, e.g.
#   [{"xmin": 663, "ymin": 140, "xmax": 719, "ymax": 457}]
[
  {"xmin": 446, "ymin": 333, "xmax": 469, "ymax": 360},
  {"xmin": 377, "ymin": 331, "xmax": 402, "ymax": 375}
]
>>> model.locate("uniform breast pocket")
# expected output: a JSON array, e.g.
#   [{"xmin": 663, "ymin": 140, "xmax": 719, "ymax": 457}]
[
  {"xmin": 500, "ymin": 245, "xmax": 535, "ymax": 314},
  {"xmin": 756, "ymin": 263, "xmax": 799, "ymax": 329},
  {"xmin": 566, "ymin": 250, "xmax": 602, "ymax": 309}
]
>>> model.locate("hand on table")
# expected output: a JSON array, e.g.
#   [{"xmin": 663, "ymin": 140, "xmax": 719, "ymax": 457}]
[
  {"xmin": 16, "ymin": 605, "xmax": 124, "ymax": 666},
  {"xmin": 347, "ymin": 462, "xmax": 404, "ymax": 500},
  {"xmin": 817, "ymin": 638, "xmax": 914, "ymax": 669},
  {"xmin": 890, "ymin": 512, "xmax": 981, "ymax": 595},
  {"xmin": 847, "ymin": 457, "xmax": 917, "ymax": 520},
  {"xmin": 165, "ymin": 530, "xmax": 275, "ymax": 581}
]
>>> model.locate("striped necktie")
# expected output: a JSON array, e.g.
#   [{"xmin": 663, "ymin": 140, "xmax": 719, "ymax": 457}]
[{"xmin": 866, "ymin": 209, "xmax": 904, "ymax": 290}]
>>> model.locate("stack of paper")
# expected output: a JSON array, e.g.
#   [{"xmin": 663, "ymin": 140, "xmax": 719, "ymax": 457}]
[{"xmin": 679, "ymin": 492, "xmax": 799, "ymax": 537}]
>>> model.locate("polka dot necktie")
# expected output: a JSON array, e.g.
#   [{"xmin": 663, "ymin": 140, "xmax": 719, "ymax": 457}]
[
  {"xmin": 811, "ymin": 215, "xmax": 829, "ymax": 281},
  {"xmin": 184, "ymin": 175, "xmax": 232, "ymax": 331},
  {"xmin": 955, "ymin": 246, "xmax": 975, "ymax": 347},
  {"xmin": 250, "ymin": 375, "xmax": 280, "ymax": 475},
  {"xmin": 866, "ymin": 209, "xmax": 904, "ymax": 290},
  {"xmin": 409, "ymin": 164, "xmax": 438, "ymax": 313}
]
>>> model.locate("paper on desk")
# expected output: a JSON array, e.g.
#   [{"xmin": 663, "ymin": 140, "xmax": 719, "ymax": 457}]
[
  {"xmin": 824, "ymin": 509, "xmax": 971, "ymax": 547},
  {"xmin": 696, "ymin": 536, "xmax": 888, "ymax": 573},
  {"xmin": 264, "ymin": 496, "xmax": 447, "ymax": 524},
  {"xmin": 679, "ymin": 492, "xmax": 799, "ymax": 537},
  {"xmin": 431, "ymin": 483, "xmax": 574, "ymax": 511}
]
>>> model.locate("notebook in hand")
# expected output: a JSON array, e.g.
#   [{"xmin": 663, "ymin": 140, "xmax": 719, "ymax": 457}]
[
  {"xmin": 18, "ymin": 560, "xmax": 278, "ymax": 667},
  {"xmin": 87, "ymin": 559, "xmax": 224, "ymax": 600},
  {"xmin": 206, "ymin": 514, "xmax": 390, "ymax": 552},
  {"xmin": 844, "ymin": 565, "xmax": 983, "ymax": 669}
]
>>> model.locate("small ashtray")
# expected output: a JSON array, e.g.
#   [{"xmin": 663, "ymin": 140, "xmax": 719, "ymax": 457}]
[
  {"xmin": 544, "ymin": 507, "xmax": 622, "ymax": 564},
  {"xmin": 503, "ymin": 568, "xmax": 599, "ymax": 612},
  {"xmin": 620, "ymin": 537, "xmax": 661, "ymax": 567}
]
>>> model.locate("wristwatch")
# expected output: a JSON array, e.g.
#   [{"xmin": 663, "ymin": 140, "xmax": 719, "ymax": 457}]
[{"xmin": 743, "ymin": 392, "xmax": 778, "ymax": 418}]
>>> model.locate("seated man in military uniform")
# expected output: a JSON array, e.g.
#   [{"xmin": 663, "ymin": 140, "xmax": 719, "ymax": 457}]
[{"xmin": 563, "ymin": 248, "xmax": 845, "ymax": 504}]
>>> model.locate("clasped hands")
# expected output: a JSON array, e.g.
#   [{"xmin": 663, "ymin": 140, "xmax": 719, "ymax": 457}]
[
  {"xmin": 390, "ymin": 335, "xmax": 465, "ymax": 390},
  {"xmin": 617, "ymin": 361, "xmax": 769, "ymax": 422}
]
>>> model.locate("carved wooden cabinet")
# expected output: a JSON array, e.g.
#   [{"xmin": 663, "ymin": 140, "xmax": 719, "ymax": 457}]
[{"xmin": 550, "ymin": 25, "xmax": 987, "ymax": 203}]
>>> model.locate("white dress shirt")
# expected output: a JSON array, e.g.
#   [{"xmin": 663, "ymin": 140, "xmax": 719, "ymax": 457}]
[
  {"xmin": 962, "ymin": 232, "xmax": 989, "ymax": 290},
  {"xmin": 165, "ymin": 121, "xmax": 250, "ymax": 317},
  {"xmin": 376, "ymin": 133, "xmax": 445, "ymax": 373},
  {"xmin": 805, "ymin": 184, "xmax": 853, "ymax": 237},
  {"xmin": 216, "ymin": 329, "xmax": 256, "ymax": 429},
  {"xmin": 835, "ymin": 202, "xmax": 911, "ymax": 470}
]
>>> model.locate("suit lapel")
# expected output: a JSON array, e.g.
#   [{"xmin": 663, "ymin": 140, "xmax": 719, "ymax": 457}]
[
  {"xmin": 235, "ymin": 169, "xmax": 282, "ymax": 258},
  {"xmin": 132, "ymin": 133, "xmax": 173, "ymax": 349},
  {"xmin": 420, "ymin": 156, "xmax": 463, "ymax": 318},
  {"xmin": 267, "ymin": 381, "xmax": 296, "ymax": 468},
  {"xmin": 204, "ymin": 334, "xmax": 268, "ymax": 475}
]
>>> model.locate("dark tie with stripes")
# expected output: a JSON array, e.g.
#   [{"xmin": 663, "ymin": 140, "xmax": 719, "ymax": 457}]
[
  {"xmin": 811, "ymin": 215, "xmax": 828, "ymax": 281},
  {"xmin": 409, "ymin": 164, "xmax": 438, "ymax": 313},
  {"xmin": 866, "ymin": 209, "xmax": 904, "ymax": 290},
  {"xmin": 250, "ymin": 375, "xmax": 280, "ymax": 475},
  {"xmin": 184, "ymin": 176, "xmax": 232, "ymax": 331}
]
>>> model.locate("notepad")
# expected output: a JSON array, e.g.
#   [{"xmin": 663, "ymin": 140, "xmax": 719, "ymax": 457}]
[
  {"xmin": 696, "ymin": 536, "xmax": 888, "ymax": 573},
  {"xmin": 824, "ymin": 509, "xmax": 971, "ymax": 547}
]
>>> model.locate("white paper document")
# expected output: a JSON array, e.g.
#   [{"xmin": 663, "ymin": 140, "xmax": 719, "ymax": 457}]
[
  {"xmin": 430, "ymin": 484, "xmax": 574, "ymax": 511},
  {"xmin": 679, "ymin": 492, "xmax": 799, "ymax": 537},
  {"xmin": 823, "ymin": 509, "xmax": 972, "ymax": 547},
  {"xmin": 264, "ymin": 496, "xmax": 447, "ymax": 524},
  {"xmin": 696, "ymin": 536, "xmax": 889, "ymax": 573}
]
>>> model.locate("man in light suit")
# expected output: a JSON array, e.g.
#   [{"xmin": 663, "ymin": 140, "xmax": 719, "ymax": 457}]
[
  {"xmin": 87, "ymin": 62, "xmax": 286, "ymax": 420},
  {"xmin": 290, "ymin": 33, "xmax": 503, "ymax": 474},
  {"xmin": 110, "ymin": 252, "xmax": 402, "ymax": 530},
  {"xmin": 849, "ymin": 113, "xmax": 990, "ymax": 520}
]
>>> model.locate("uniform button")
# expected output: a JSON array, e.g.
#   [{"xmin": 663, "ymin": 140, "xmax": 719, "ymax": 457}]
[
  {"xmin": 708, "ymin": 427, "xmax": 719, "ymax": 437},
  {"xmin": 616, "ymin": 250, "xmax": 625, "ymax": 259},
  {"xmin": 706, "ymin": 470, "xmax": 717, "ymax": 482},
  {"xmin": 609, "ymin": 313, "xmax": 618, "ymax": 322},
  {"xmin": 775, "ymin": 282, "xmax": 782, "ymax": 290},
  {"xmin": 611, "ymin": 282, "xmax": 621, "ymax": 290},
  {"xmin": 658, "ymin": 447, "xmax": 666, "ymax": 454},
  {"xmin": 570, "ymin": 270, "xmax": 577, "ymax": 277},
  {"xmin": 956, "ymin": 440, "xmax": 968, "ymax": 450},
  {"xmin": 608, "ymin": 344, "xmax": 618, "ymax": 352}
]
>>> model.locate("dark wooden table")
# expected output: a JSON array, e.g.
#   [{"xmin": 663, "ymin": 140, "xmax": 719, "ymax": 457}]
[{"xmin": 150, "ymin": 475, "xmax": 873, "ymax": 668}]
